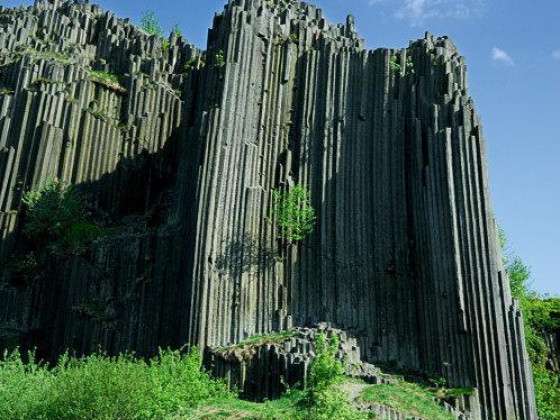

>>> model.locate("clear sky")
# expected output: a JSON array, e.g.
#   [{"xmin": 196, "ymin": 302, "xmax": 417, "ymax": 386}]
[{"xmin": 5, "ymin": 0, "xmax": 559, "ymax": 295}]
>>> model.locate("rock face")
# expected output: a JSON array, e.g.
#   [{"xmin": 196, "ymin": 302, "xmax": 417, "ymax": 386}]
[
  {"xmin": 204, "ymin": 324, "xmax": 389, "ymax": 400},
  {"xmin": 0, "ymin": 0, "xmax": 537, "ymax": 418},
  {"xmin": 204, "ymin": 324, "xmax": 471, "ymax": 419}
]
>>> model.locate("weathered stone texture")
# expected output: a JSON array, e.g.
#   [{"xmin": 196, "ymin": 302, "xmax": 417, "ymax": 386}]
[{"xmin": 0, "ymin": 1, "xmax": 537, "ymax": 419}]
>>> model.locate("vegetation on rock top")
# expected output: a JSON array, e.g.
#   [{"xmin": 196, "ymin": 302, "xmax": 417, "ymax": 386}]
[{"xmin": 359, "ymin": 381, "xmax": 454, "ymax": 420}]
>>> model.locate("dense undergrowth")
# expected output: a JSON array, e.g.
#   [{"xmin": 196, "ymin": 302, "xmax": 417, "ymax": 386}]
[
  {"xmin": 0, "ymin": 333, "xmax": 461, "ymax": 420},
  {"xmin": 0, "ymin": 337, "xmax": 362, "ymax": 420},
  {"xmin": 501, "ymin": 231, "xmax": 560, "ymax": 420},
  {"xmin": 0, "ymin": 349, "xmax": 233, "ymax": 420}
]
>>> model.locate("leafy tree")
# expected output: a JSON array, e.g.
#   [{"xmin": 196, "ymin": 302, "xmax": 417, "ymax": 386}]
[
  {"xmin": 501, "ymin": 229, "xmax": 560, "ymax": 419},
  {"xmin": 307, "ymin": 334, "xmax": 344, "ymax": 393},
  {"xmin": 140, "ymin": 11, "xmax": 164, "ymax": 38},
  {"xmin": 303, "ymin": 333, "xmax": 362, "ymax": 420},
  {"xmin": 272, "ymin": 184, "xmax": 316, "ymax": 243}
]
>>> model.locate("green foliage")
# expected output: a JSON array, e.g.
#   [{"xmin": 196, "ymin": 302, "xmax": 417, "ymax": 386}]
[
  {"xmin": 162, "ymin": 40, "xmax": 171, "ymax": 54},
  {"xmin": 501, "ymin": 230, "xmax": 560, "ymax": 419},
  {"xmin": 62, "ymin": 222, "xmax": 104, "ymax": 253},
  {"xmin": 22, "ymin": 179, "xmax": 102, "ymax": 252},
  {"xmin": 184, "ymin": 390, "xmax": 304, "ymax": 419},
  {"xmin": 389, "ymin": 56, "xmax": 401, "ymax": 73},
  {"xmin": 0, "ymin": 348, "xmax": 233, "ymax": 420},
  {"xmin": 140, "ymin": 11, "xmax": 164, "ymax": 38},
  {"xmin": 89, "ymin": 70, "xmax": 120, "ymax": 86},
  {"xmin": 272, "ymin": 184, "xmax": 316, "ymax": 243},
  {"xmin": 213, "ymin": 49, "xmax": 225, "ymax": 68},
  {"xmin": 307, "ymin": 334, "xmax": 344, "ymax": 393},
  {"xmin": 390, "ymin": 55, "xmax": 414, "ymax": 75},
  {"xmin": 0, "ymin": 350, "xmax": 55, "ymax": 419},
  {"xmin": 218, "ymin": 330, "xmax": 297, "ymax": 352},
  {"xmin": 23, "ymin": 179, "xmax": 84, "ymax": 242},
  {"xmin": 88, "ymin": 70, "xmax": 125, "ymax": 93},
  {"xmin": 360, "ymin": 381, "xmax": 454, "ymax": 420},
  {"xmin": 171, "ymin": 24, "xmax": 182, "ymax": 38},
  {"xmin": 302, "ymin": 334, "xmax": 365, "ymax": 420},
  {"xmin": 405, "ymin": 56, "xmax": 415, "ymax": 75},
  {"xmin": 184, "ymin": 56, "xmax": 205, "ymax": 72}
]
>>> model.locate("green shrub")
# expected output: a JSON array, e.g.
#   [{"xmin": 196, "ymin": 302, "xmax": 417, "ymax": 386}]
[
  {"xmin": 22, "ymin": 179, "xmax": 84, "ymax": 242},
  {"xmin": 302, "ymin": 334, "xmax": 364, "ymax": 420},
  {"xmin": 214, "ymin": 49, "xmax": 225, "ymax": 68},
  {"xmin": 0, "ymin": 350, "xmax": 54, "ymax": 419},
  {"xmin": 171, "ymin": 24, "xmax": 182, "ymax": 38},
  {"xmin": 140, "ymin": 11, "xmax": 164, "ymax": 38},
  {"xmin": 501, "ymin": 230, "xmax": 560, "ymax": 419},
  {"xmin": 61, "ymin": 222, "xmax": 104, "ymax": 252},
  {"xmin": 272, "ymin": 184, "xmax": 316, "ymax": 243},
  {"xmin": 389, "ymin": 56, "xmax": 401, "ymax": 73},
  {"xmin": 0, "ymin": 348, "xmax": 233, "ymax": 420},
  {"xmin": 307, "ymin": 334, "xmax": 344, "ymax": 393},
  {"xmin": 22, "ymin": 179, "xmax": 102, "ymax": 252}
]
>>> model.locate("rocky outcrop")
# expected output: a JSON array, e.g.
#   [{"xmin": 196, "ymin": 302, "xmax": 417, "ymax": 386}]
[
  {"xmin": 0, "ymin": 1, "xmax": 537, "ymax": 418},
  {"xmin": 204, "ymin": 324, "xmax": 471, "ymax": 419},
  {"xmin": 204, "ymin": 324, "xmax": 389, "ymax": 400}
]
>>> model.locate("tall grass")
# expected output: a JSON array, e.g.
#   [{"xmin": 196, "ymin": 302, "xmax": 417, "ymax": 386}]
[{"xmin": 0, "ymin": 348, "xmax": 232, "ymax": 420}]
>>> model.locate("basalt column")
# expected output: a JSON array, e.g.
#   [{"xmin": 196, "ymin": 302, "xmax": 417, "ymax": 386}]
[{"xmin": 181, "ymin": 1, "xmax": 536, "ymax": 419}]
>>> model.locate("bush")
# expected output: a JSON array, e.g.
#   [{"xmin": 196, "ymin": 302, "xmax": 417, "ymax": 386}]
[
  {"xmin": 0, "ymin": 350, "xmax": 54, "ymax": 419},
  {"xmin": 22, "ymin": 179, "xmax": 102, "ymax": 252},
  {"xmin": 214, "ymin": 50, "xmax": 225, "ymax": 68},
  {"xmin": 0, "ymin": 348, "xmax": 233, "ymax": 420},
  {"xmin": 307, "ymin": 334, "xmax": 344, "ymax": 393},
  {"xmin": 303, "ymin": 334, "xmax": 363, "ymax": 420},
  {"xmin": 501, "ymin": 230, "xmax": 560, "ymax": 419},
  {"xmin": 22, "ymin": 179, "xmax": 84, "ymax": 242},
  {"xmin": 140, "ymin": 11, "xmax": 164, "ymax": 38},
  {"xmin": 272, "ymin": 184, "xmax": 316, "ymax": 243}
]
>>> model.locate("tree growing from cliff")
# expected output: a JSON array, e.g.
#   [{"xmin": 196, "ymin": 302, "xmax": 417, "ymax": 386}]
[
  {"xmin": 140, "ymin": 11, "xmax": 164, "ymax": 38},
  {"xmin": 22, "ymin": 179, "xmax": 101, "ymax": 252},
  {"xmin": 272, "ymin": 184, "xmax": 316, "ymax": 243}
]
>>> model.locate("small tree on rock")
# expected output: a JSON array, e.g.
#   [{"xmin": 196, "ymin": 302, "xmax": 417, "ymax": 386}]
[
  {"xmin": 140, "ymin": 11, "xmax": 164, "ymax": 38},
  {"xmin": 272, "ymin": 184, "xmax": 316, "ymax": 243}
]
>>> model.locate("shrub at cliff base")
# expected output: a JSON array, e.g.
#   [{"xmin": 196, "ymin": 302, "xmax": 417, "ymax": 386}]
[
  {"xmin": 502, "ymin": 231, "xmax": 560, "ymax": 420},
  {"xmin": 0, "ymin": 348, "xmax": 233, "ymax": 420},
  {"xmin": 0, "ymin": 341, "xmax": 363, "ymax": 420}
]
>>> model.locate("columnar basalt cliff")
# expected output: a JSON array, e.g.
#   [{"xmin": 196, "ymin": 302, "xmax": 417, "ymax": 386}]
[{"xmin": 0, "ymin": 0, "xmax": 537, "ymax": 418}]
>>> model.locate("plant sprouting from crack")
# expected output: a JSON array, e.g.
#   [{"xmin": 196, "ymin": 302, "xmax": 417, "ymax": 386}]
[{"xmin": 272, "ymin": 184, "xmax": 316, "ymax": 243}]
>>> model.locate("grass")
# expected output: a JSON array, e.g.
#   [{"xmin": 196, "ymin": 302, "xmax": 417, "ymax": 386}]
[
  {"xmin": 179, "ymin": 392, "xmax": 303, "ymax": 419},
  {"xmin": 88, "ymin": 70, "xmax": 126, "ymax": 93},
  {"xmin": 359, "ymin": 381, "xmax": 455, "ymax": 420},
  {"xmin": 216, "ymin": 330, "xmax": 296, "ymax": 352},
  {"xmin": 0, "ymin": 348, "xmax": 233, "ymax": 420},
  {"xmin": 25, "ymin": 50, "xmax": 72, "ymax": 64},
  {"xmin": 0, "ymin": 338, "xmax": 472, "ymax": 420}
]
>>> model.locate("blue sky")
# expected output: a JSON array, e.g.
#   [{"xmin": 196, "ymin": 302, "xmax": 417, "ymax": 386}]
[{"xmin": 5, "ymin": 0, "xmax": 559, "ymax": 294}]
